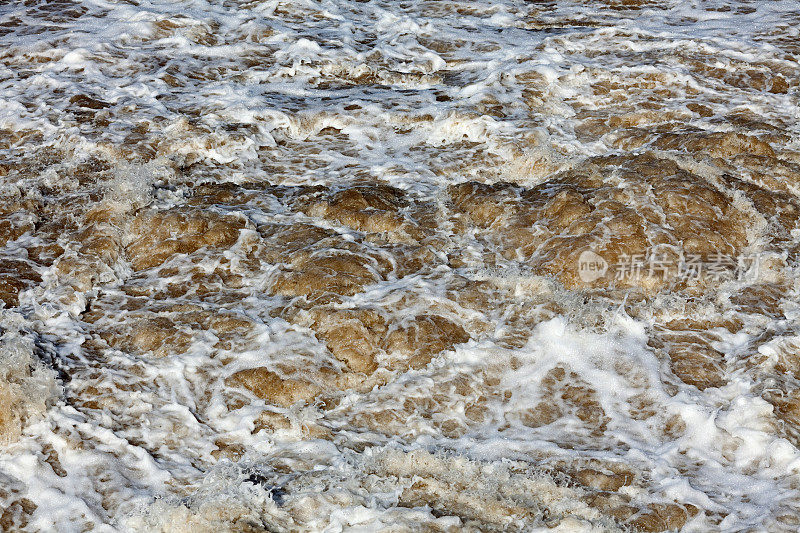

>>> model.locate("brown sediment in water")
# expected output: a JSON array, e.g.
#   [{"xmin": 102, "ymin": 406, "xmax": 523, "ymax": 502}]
[
  {"xmin": 0, "ymin": 147, "xmax": 792, "ymax": 529},
  {"xmin": 0, "ymin": 152, "xmax": 791, "ymax": 528},
  {"xmin": 447, "ymin": 152, "xmax": 757, "ymax": 293},
  {"xmin": 1, "ymin": 0, "xmax": 800, "ymax": 530}
]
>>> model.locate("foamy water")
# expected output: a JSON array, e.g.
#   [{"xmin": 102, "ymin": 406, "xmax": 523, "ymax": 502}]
[{"xmin": 0, "ymin": 0, "xmax": 799, "ymax": 530}]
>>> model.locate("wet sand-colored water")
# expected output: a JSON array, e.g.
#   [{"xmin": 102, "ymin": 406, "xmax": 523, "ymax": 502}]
[{"xmin": 1, "ymin": 0, "xmax": 800, "ymax": 531}]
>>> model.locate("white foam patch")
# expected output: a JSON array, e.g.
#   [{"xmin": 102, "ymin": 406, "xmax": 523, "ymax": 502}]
[{"xmin": 0, "ymin": 311, "xmax": 59, "ymax": 445}]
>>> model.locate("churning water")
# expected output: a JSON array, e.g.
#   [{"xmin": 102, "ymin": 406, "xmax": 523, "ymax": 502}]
[{"xmin": 1, "ymin": 0, "xmax": 800, "ymax": 531}]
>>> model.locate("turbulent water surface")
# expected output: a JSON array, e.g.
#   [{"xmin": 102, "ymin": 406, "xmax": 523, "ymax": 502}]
[{"xmin": 1, "ymin": 0, "xmax": 800, "ymax": 530}]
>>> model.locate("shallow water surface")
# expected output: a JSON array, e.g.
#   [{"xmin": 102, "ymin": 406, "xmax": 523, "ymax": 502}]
[{"xmin": 1, "ymin": 0, "xmax": 800, "ymax": 531}]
